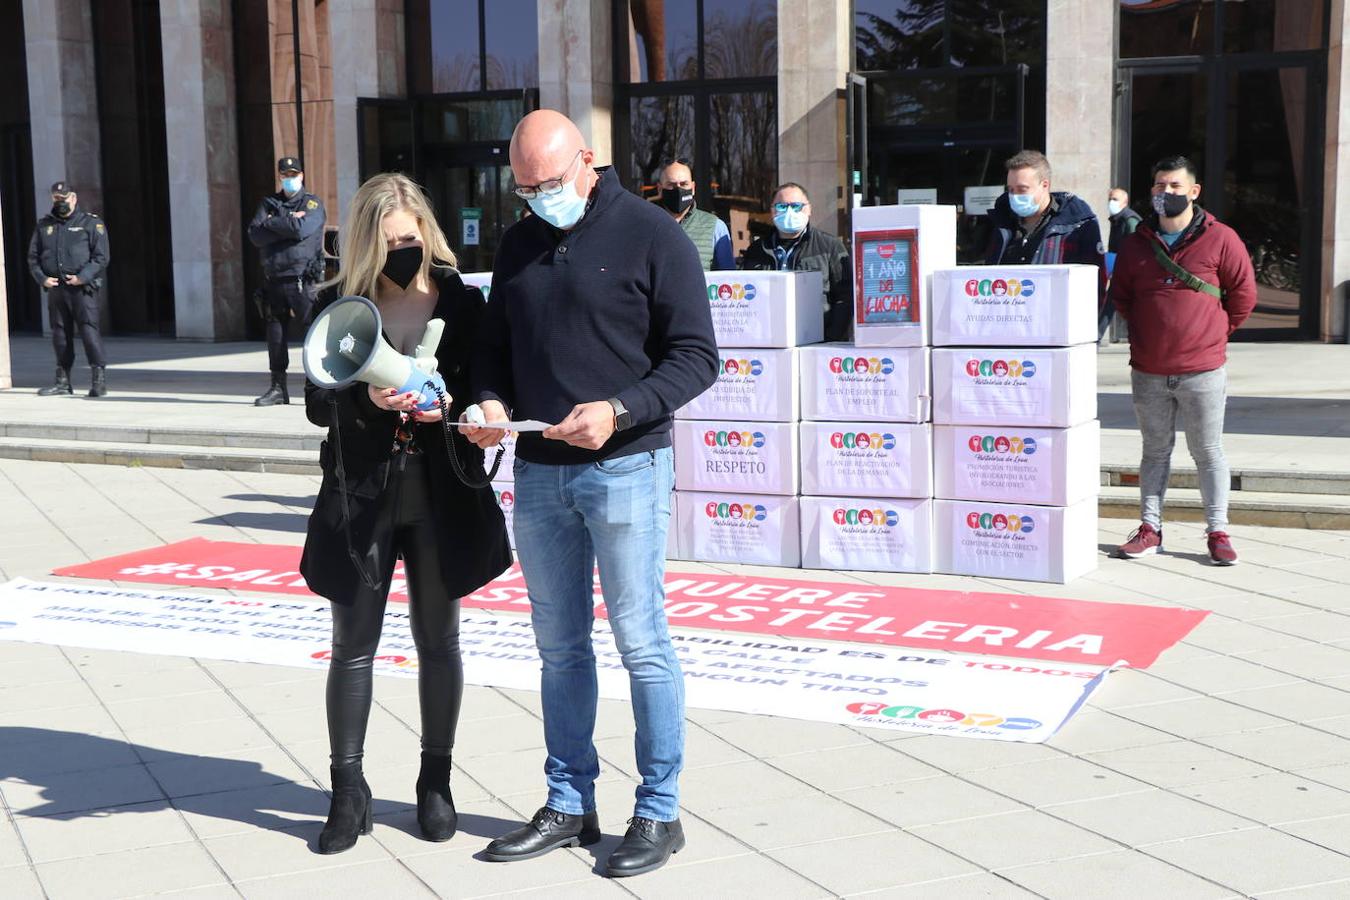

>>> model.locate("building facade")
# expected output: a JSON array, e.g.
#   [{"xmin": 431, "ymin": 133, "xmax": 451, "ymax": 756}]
[{"xmin": 1, "ymin": 0, "xmax": 1346, "ymax": 347}]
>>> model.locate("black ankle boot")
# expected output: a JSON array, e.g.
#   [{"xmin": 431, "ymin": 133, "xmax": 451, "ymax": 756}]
[
  {"xmin": 38, "ymin": 367, "xmax": 72, "ymax": 396},
  {"xmin": 88, "ymin": 366, "xmax": 107, "ymax": 398},
  {"xmin": 254, "ymin": 373, "xmax": 289, "ymax": 406},
  {"xmin": 415, "ymin": 751, "xmax": 457, "ymax": 841},
  {"xmin": 318, "ymin": 763, "xmax": 372, "ymax": 854}
]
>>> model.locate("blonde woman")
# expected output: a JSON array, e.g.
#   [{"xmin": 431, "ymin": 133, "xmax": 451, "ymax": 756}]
[{"xmin": 299, "ymin": 172, "xmax": 512, "ymax": 854}]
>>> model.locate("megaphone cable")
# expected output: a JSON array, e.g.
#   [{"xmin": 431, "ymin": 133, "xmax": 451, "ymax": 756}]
[{"xmin": 424, "ymin": 378, "xmax": 504, "ymax": 489}]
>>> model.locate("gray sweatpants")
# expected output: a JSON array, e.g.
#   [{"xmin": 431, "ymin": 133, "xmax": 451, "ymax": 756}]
[{"xmin": 1131, "ymin": 367, "xmax": 1230, "ymax": 533}]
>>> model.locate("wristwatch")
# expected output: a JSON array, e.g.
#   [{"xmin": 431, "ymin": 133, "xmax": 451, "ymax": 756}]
[{"xmin": 608, "ymin": 397, "xmax": 632, "ymax": 431}]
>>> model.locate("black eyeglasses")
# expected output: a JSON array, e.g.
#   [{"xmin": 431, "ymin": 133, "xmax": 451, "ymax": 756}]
[{"xmin": 513, "ymin": 150, "xmax": 584, "ymax": 200}]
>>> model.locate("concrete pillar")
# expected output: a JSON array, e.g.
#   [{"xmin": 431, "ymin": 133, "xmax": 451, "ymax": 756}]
[
  {"xmin": 538, "ymin": 0, "xmax": 613, "ymax": 161},
  {"xmin": 330, "ymin": 0, "xmax": 405, "ymax": 221},
  {"xmin": 1045, "ymin": 0, "xmax": 1115, "ymax": 240},
  {"xmin": 777, "ymin": 0, "xmax": 849, "ymax": 236},
  {"xmin": 160, "ymin": 0, "xmax": 245, "ymax": 340},
  {"xmin": 23, "ymin": 0, "xmax": 104, "ymax": 333},
  {"xmin": 1322, "ymin": 0, "xmax": 1350, "ymax": 342}
]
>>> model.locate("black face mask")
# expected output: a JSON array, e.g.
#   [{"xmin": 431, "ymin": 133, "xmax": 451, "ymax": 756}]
[
  {"xmin": 52, "ymin": 201, "xmax": 72, "ymax": 218},
  {"xmin": 1152, "ymin": 192, "xmax": 1192, "ymax": 219},
  {"xmin": 660, "ymin": 187, "xmax": 695, "ymax": 215},
  {"xmin": 381, "ymin": 245, "xmax": 423, "ymax": 290}
]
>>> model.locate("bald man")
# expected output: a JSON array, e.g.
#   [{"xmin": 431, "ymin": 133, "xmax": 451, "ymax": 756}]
[
  {"xmin": 656, "ymin": 159, "xmax": 734, "ymax": 270},
  {"xmin": 464, "ymin": 110, "xmax": 717, "ymax": 877}
]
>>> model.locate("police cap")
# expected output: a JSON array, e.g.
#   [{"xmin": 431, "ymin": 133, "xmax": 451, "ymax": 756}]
[
  {"xmin": 50, "ymin": 181, "xmax": 74, "ymax": 195},
  {"xmin": 277, "ymin": 157, "xmax": 303, "ymax": 174}
]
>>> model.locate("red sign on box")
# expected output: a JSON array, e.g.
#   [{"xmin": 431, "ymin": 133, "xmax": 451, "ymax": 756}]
[{"xmin": 50, "ymin": 538, "xmax": 1207, "ymax": 668}]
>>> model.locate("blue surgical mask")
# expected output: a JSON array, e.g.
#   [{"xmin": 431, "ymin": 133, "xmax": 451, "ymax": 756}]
[
  {"xmin": 774, "ymin": 208, "xmax": 808, "ymax": 235},
  {"xmin": 281, "ymin": 177, "xmax": 302, "ymax": 195},
  {"xmin": 1107, "ymin": 199, "xmax": 1125, "ymax": 217},
  {"xmin": 526, "ymin": 178, "xmax": 589, "ymax": 230},
  {"xmin": 1008, "ymin": 192, "xmax": 1041, "ymax": 218}
]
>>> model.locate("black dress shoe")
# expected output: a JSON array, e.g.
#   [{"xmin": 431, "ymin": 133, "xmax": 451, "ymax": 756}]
[
  {"xmin": 483, "ymin": 807, "xmax": 601, "ymax": 862},
  {"xmin": 605, "ymin": 816, "xmax": 685, "ymax": 877}
]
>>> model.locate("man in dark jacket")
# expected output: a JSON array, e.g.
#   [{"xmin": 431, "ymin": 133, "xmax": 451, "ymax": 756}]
[
  {"xmin": 463, "ymin": 110, "xmax": 717, "ymax": 878},
  {"xmin": 247, "ymin": 156, "xmax": 326, "ymax": 406},
  {"xmin": 1101, "ymin": 186, "xmax": 1143, "ymax": 342},
  {"xmin": 1110, "ymin": 155, "xmax": 1256, "ymax": 566},
  {"xmin": 28, "ymin": 181, "xmax": 111, "ymax": 398},
  {"xmin": 741, "ymin": 182, "xmax": 852, "ymax": 341},
  {"xmin": 984, "ymin": 150, "xmax": 1106, "ymax": 309}
]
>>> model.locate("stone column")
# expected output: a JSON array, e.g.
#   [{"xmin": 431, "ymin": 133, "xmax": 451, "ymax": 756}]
[
  {"xmin": 160, "ymin": 0, "xmax": 245, "ymax": 340},
  {"xmin": 1322, "ymin": 0, "xmax": 1350, "ymax": 342},
  {"xmin": 538, "ymin": 0, "xmax": 613, "ymax": 161},
  {"xmin": 330, "ymin": 0, "xmax": 405, "ymax": 221},
  {"xmin": 1044, "ymin": 0, "xmax": 1115, "ymax": 241},
  {"xmin": 23, "ymin": 0, "xmax": 104, "ymax": 332},
  {"xmin": 777, "ymin": 0, "xmax": 849, "ymax": 236}
]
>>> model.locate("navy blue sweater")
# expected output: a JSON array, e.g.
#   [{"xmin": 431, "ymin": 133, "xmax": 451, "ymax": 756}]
[{"xmin": 472, "ymin": 167, "xmax": 719, "ymax": 465}]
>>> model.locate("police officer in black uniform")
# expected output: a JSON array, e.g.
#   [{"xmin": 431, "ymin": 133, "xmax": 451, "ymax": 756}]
[
  {"xmin": 247, "ymin": 156, "xmax": 326, "ymax": 405},
  {"xmin": 28, "ymin": 181, "xmax": 111, "ymax": 397}
]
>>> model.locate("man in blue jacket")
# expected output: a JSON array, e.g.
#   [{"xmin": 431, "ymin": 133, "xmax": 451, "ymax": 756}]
[
  {"xmin": 984, "ymin": 150, "xmax": 1106, "ymax": 306},
  {"xmin": 464, "ymin": 109, "xmax": 717, "ymax": 878},
  {"xmin": 246, "ymin": 156, "xmax": 326, "ymax": 406}
]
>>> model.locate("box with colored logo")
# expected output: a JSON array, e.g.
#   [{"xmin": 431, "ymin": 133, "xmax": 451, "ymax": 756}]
[
  {"xmin": 933, "ymin": 421, "xmax": 1100, "ymax": 506},
  {"xmin": 798, "ymin": 422, "xmax": 932, "ymax": 499},
  {"xmin": 933, "ymin": 498, "xmax": 1098, "ymax": 584},
  {"xmin": 931, "ymin": 265, "xmax": 1098, "ymax": 347},
  {"xmin": 673, "ymin": 420, "xmax": 799, "ymax": 495},
  {"xmin": 800, "ymin": 496, "xmax": 933, "ymax": 573},
  {"xmin": 677, "ymin": 348, "xmax": 799, "ymax": 422},
  {"xmin": 798, "ymin": 344, "xmax": 930, "ymax": 423},
  {"xmin": 851, "ymin": 205, "xmax": 957, "ymax": 348},
  {"xmin": 931, "ymin": 345, "xmax": 1096, "ymax": 428},
  {"xmin": 461, "ymin": 271, "xmax": 492, "ymax": 302},
  {"xmin": 677, "ymin": 492, "xmax": 801, "ymax": 567},
  {"xmin": 705, "ymin": 270, "xmax": 823, "ymax": 348},
  {"xmin": 492, "ymin": 481, "xmax": 516, "ymax": 550}
]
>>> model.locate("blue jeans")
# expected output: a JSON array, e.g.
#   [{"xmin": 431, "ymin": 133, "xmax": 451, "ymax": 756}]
[
  {"xmin": 1131, "ymin": 367, "xmax": 1230, "ymax": 533},
  {"xmin": 512, "ymin": 447, "xmax": 683, "ymax": 821}
]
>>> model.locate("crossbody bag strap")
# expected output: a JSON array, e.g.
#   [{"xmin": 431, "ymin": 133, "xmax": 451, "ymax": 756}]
[{"xmin": 1150, "ymin": 240, "xmax": 1223, "ymax": 299}]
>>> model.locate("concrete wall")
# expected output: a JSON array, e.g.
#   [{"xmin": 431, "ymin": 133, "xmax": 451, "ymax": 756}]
[
  {"xmin": 160, "ymin": 0, "xmax": 245, "ymax": 340},
  {"xmin": 777, "ymin": 0, "xmax": 849, "ymax": 236},
  {"xmin": 1323, "ymin": 0, "xmax": 1350, "ymax": 341},
  {"xmin": 1045, "ymin": 0, "xmax": 1114, "ymax": 243},
  {"xmin": 330, "ymin": 0, "xmax": 405, "ymax": 222},
  {"xmin": 538, "ymin": 0, "xmax": 614, "ymax": 160}
]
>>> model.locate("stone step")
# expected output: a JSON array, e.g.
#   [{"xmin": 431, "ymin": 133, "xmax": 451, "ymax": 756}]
[
  {"xmin": 1101, "ymin": 463, "xmax": 1350, "ymax": 496},
  {"xmin": 0, "ymin": 421, "xmax": 322, "ymax": 453},
  {"xmin": 0, "ymin": 436, "xmax": 320, "ymax": 476},
  {"xmin": 1098, "ymin": 485, "xmax": 1350, "ymax": 530}
]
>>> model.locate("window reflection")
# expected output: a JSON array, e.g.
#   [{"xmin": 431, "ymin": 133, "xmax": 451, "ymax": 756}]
[
  {"xmin": 484, "ymin": 0, "xmax": 539, "ymax": 89},
  {"xmin": 702, "ymin": 0, "xmax": 776, "ymax": 78},
  {"xmin": 1119, "ymin": 0, "xmax": 1213, "ymax": 59},
  {"xmin": 1222, "ymin": 0, "xmax": 1326, "ymax": 54}
]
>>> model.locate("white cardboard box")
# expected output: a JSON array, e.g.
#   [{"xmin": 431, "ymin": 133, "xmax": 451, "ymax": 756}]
[
  {"xmin": 677, "ymin": 492, "xmax": 801, "ymax": 567},
  {"xmin": 492, "ymin": 481, "xmax": 516, "ymax": 550},
  {"xmin": 799, "ymin": 422, "xmax": 932, "ymax": 499},
  {"xmin": 673, "ymin": 420, "xmax": 798, "ymax": 495},
  {"xmin": 677, "ymin": 348, "xmax": 799, "ymax": 422},
  {"xmin": 931, "ymin": 264, "xmax": 1099, "ymax": 347},
  {"xmin": 851, "ymin": 205, "xmax": 957, "ymax": 347},
  {"xmin": 460, "ymin": 271, "xmax": 492, "ymax": 302},
  {"xmin": 931, "ymin": 344, "xmax": 1097, "ymax": 428},
  {"xmin": 933, "ymin": 421, "xmax": 1101, "ymax": 506},
  {"xmin": 933, "ymin": 498, "xmax": 1099, "ymax": 584},
  {"xmin": 706, "ymin": 270, "xmax": 823, "ymax": 348},
  {"xmin": 800, "ymin": 496, "xmax": 933, "ymax": 574},
  {"xmin": 799, "ymin": 344, "xmax": 931, "ymax": 423}
]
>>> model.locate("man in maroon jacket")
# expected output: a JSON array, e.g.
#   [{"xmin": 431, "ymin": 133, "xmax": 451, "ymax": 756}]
[{"xmin": 1110, "ymin": 155, "xmax": 1257, "ymax": 565}]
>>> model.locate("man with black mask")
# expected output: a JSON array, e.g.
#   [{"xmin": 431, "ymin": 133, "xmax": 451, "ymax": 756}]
[
  {"xmin": 28, "ymin": 181, "xmax": 111, "ymax": 397},
  {"xmin": 247, "ymin": 156, "xmax": 327, "ymax": 405},
  {"xmin": 655, "ymin": 159, "xmax": 734, "ymax": 270}
]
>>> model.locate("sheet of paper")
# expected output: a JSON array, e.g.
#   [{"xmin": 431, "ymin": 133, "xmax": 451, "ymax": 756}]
[{"xmin": 464, "ymin": 420, "xmax": 553, "ymax": 432}]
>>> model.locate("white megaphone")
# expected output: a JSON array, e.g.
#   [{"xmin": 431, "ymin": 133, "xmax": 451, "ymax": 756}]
[{"xmin": 302, "ymin": 295, "xmax": 447, "ymax": 413}]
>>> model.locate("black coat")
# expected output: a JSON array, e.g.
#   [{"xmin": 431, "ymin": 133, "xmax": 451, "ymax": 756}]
[
  {"xmin": 28, "ymin": 209, "xmax": 110, "ymax": 289},
  {"xmin": 740, "ymin": 225, "xmax": 852, "ymax": 342},
  {"xmin": 247, "ymin": 190, "xmax": 327, "ymax": 281},
  {"xmin": 299, "ymin": 268, "xmax": 513, "ymax": 604}
]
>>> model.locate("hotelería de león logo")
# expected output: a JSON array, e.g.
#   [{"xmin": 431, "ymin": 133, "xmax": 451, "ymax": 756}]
[
  {"xmin": 964, "ymin": 276, "xmax": 1036, "ymax": 299},
  {"xmin": 967, "ymin": 434, "xmax": 1038, "ymax": 455}
]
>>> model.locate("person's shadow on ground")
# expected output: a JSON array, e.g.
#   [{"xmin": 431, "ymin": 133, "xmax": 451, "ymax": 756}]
[{"xmin": 0, "ymin": 727, "xmax": 519, "ymax": 852}]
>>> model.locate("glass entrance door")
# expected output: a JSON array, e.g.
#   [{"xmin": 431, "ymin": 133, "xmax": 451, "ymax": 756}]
[{"xmin": 1118, "ymin": 58, "xmax": 1324, "ymax": 338}]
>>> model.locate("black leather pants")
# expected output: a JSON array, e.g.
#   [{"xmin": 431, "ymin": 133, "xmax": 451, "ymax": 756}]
[{"xmin": 326, "ymin": 453, "xmax": 464, "ymax": 766}]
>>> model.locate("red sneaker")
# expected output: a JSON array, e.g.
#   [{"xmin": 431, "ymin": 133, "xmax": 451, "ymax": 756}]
[
  {"xmin": 1117, "ymin": 523, "xmax": 1162, "ymax": 558},
  {"xmin": 1207, "ymin": 531, "xmax": 1238, "ymax": 566}
]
